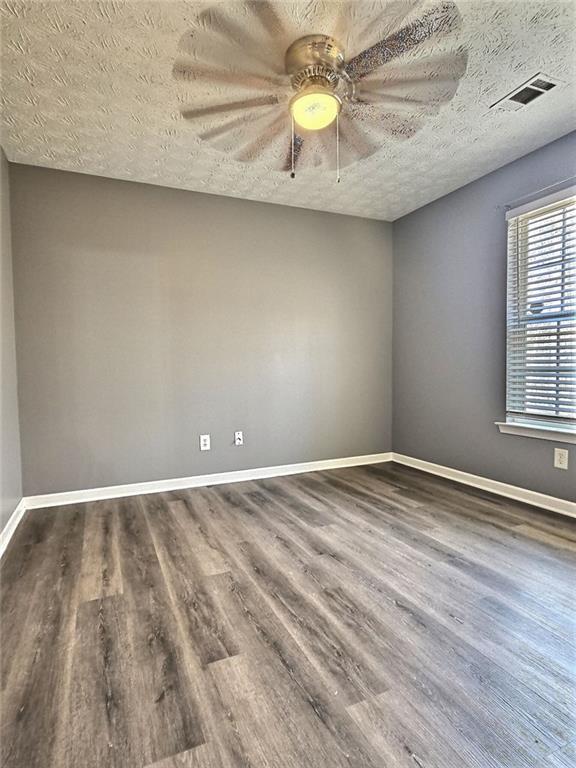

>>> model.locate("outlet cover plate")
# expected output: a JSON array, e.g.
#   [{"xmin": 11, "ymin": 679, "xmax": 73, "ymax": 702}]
[
  {"xmin": 200, "ymin": 434, "xmax": 211, "ymax": 451},
  {"xmin": 554, "ymin": 447, "xmax": 569, "ymax": 470}
]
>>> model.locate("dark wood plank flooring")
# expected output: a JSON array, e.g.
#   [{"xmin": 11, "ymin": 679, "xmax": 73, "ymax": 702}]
[{"xmin": 1, "ymin": 463, "xmax": 575, "ymax": 767}]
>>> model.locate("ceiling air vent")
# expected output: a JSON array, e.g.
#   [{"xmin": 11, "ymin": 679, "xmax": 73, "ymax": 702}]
[{"xmin": 490, "ymin": 73, "xmax": 563, "ymax": 111}]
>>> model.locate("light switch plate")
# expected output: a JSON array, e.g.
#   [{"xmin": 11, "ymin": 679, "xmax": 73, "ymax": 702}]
[{"xmin": 234, "ymin": 431, "xmax": 244, "ymax": 446}]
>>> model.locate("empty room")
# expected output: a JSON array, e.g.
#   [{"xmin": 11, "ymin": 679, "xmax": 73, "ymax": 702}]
[{"xmin": 1, "ymin": 1, "xmax": 575, "ymax": 766}]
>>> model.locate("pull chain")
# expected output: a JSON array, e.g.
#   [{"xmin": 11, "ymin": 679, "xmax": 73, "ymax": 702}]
[
  {"xmin": 336, "ymin": 111, "xmax": 340, "ymax": 183},
  {"xmin": 291, "ymin": 114, "xmax": 295, "ymax": 179},
  {"xmin": 289, "ymin": 113, "xmax": 340, "ymax": 182}
]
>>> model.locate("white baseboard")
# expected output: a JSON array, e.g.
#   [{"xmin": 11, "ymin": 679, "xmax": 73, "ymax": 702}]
[
  {"xmin": 2, "ymin": 450, "xmax": 573, "ymax": 559},
  {"xmin": 23, "ymin": 452, "xmax": 394, "ymax": 510},
  {"xmin": 0, "ymin": 498, "xmax": 27, "ymax": 560},
  {"xmin": 392, "ymin": 453, "xmax": 576, "ymax": 518}
]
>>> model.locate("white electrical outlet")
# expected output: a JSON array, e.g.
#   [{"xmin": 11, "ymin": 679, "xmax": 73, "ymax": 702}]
[
  {"xmin": 554, "ymin": 448, "xmax": 569, "ymax": 470},
  {"xmin": 234, "ymin": 431, "xmax": 244, "ymax": 446},
  {"xmin": 200, "ymin": 434, "xmax": 211, "ymax": 451}
]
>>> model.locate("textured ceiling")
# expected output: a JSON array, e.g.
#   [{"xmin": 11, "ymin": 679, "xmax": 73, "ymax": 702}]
[{"xmin": 1, "ymin": 1, "xmax": 575, "ymax": 221}]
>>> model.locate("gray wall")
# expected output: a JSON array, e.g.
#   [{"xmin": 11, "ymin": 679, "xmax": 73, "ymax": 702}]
[
  {"xmin": 393, "ymin": 131, "xmax": 576, "ymax": 501},
  {"xmin": 11, "ymin": 165, "xmax": 393, "ymax": 495},
  {"xmin": 1, "ymin": 150, "xmax": 22, "ymax": 526}
]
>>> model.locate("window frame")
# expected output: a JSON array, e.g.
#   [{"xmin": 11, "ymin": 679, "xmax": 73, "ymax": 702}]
[{"xmin": 496, "ymin": 185, "xmax": 576, "ymax": 444}]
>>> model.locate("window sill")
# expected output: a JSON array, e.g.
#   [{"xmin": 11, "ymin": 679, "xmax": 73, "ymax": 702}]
[{"xmin": 495, "ymin": 421, "xmax": 576, "ymax": 444}]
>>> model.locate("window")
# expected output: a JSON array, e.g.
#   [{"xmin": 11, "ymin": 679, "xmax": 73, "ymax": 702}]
[{"xmin": 498, "ymin": 187, "xmax": 576, "ymax": 443}]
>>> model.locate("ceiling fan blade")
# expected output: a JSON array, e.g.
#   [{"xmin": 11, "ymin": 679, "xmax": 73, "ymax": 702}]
[
  {"xmin": 362, "ymin": 75, "xmax": 459, "ymax": 94},
  {"xmin": 354, "ymin": 47, "xmax": 467, "ymax": 127},
  {"xmin": 196, "ymin": 110, "xmax": 285, "ymax": 159},
  {"xmin": 247, "ymin": 0, "xmax": 287, "ymax": 38},
  {"xmin": 199, "ymin": 114, "xmax": 258, "ymax": 142},
  {"xmin": 346, "ymin": 1, "xmax": 462, "ymax": 81},
  {"xmin": 359, "ymin": 48, "xmax": 468, "ymax": 91},
  {"xmin": 309, "ymin": 114, "xmax": 377, "ymax": 170},
  {"xmin": 195, "ymin": 7, "xmax": 283, "ymax": 76},
  {"xmin": 389, "ymin": 47, "xmax": 467, "ymax": 77},
  {"xmin": 173, "ymin": 59, "xmax": 286, "ymax": 92},
  {"xmin": 331, "ymin": 1, "xmax": 357, "ymax": 49},
  {"xmin": 282, "ymin": 133, "xmax": 304, "ymax": 173},
  {"xmin": 355, "ymin": 92, "xmax": 442, "ymax": 115},
  {"xmin": 181, "ymin": 95, "xmax": 280, "ymax": 121},
  {"xmin": 338, "ymin": 118, "xmax": 382, "ymax": 160},
  {"xmin": 177, "ymin": 30, "xmax": 278, "ymax": 81},
  {"xmin": 356, "ymin": 51, "xmax": 468, "ymax": 103},
  {"xmin": 349, "ymin": 104, "xmax": 422, "ymax": 140},
  {"xmin": 360, "ymin": 74, "xmax": 460, "ymax": 94},
  {"xmin": 356, "ymin": 70, "xmax": 463, "ymax": 112},
  {"xmin": 335, "ymin": 0, "xmax": 422, "ymax": 56},
  {"xmin": 235, "ymin": 113, "xmax": 288, "ymax": 163}
]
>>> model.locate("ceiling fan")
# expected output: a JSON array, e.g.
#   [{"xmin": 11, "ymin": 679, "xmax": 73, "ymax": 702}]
[{"xmin": 173, "ymin": 1, "xmax": 467, "ymax": 178}]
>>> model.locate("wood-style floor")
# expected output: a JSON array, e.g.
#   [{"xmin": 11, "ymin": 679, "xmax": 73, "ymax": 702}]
[{"xmin": 1, "ymin": 463, "xmax": 575, "ymax": 768}]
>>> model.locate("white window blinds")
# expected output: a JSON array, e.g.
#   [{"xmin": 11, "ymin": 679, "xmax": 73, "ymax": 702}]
[{"xmin": 506, "ymin": 188, "xmax": 576, "ymax": 430}]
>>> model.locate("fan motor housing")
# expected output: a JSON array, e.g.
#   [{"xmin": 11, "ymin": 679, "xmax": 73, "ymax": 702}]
[{"xmin": 285, "ymin": 35, "xmax": 345, "ymax": 93}]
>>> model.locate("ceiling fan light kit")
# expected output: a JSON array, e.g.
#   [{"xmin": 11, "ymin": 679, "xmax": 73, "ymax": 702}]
[
  {"xmin": 286, "ymin": 34, "xmax": 348, "ymax": 132},
  {"xmin": 289, "ymin": 87, "xmax": 341, "ymax": 132}
]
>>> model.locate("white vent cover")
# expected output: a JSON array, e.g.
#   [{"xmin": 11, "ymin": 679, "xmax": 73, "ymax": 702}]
[{"xmin": 490, "ymin": 73, "xmax": 564, "ymax": 111}]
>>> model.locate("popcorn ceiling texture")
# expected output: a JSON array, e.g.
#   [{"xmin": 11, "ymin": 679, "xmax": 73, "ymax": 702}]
[{"xmin": 1, "ymin": 0, "xmax": 575, "ymax": 220}]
